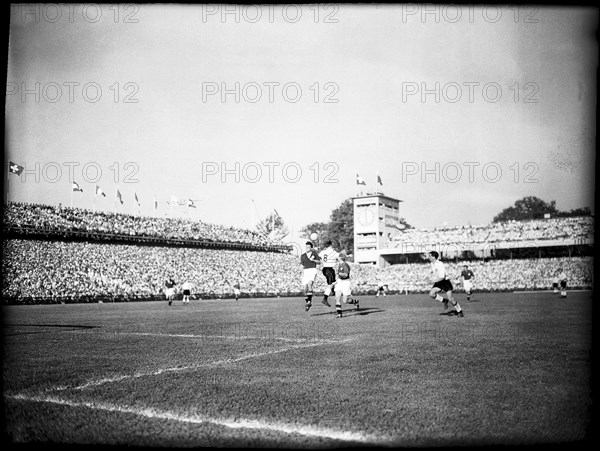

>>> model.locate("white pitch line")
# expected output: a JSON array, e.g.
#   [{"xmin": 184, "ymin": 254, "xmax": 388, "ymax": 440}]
[
  {"xmin": 50, "ymin": 338, "xmax": 353, "ymax": 392},
  {"xmin": 513, "ymin": 289, "xmax": 591, "ymax": 293},
  {"xmin": 123, "ymin": 331, "xmax": 337, "ymax": 343},
  {"xmin": 6, "ymin": 393, "xmax": 388, "ymax": 444}
]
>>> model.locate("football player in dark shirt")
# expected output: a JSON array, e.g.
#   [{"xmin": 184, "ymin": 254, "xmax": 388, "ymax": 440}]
[{"xmin": 300, "ymin": 241, "xmax": 320, "ymax": 311}]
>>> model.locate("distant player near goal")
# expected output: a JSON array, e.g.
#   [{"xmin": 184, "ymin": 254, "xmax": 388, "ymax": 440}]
[
  {"xmin": 333, "ymin": 251, "xmax": 358, "ymax": 318},
  {"xmin": 376, "ymin": 279, "xmax": 387, "ymax": 297},
  {"xmin": 459, "ymin": 264, "xmax": 475, "ymax": 301},
  {"xmin": 551, "ymin": 274, "xmax": 560, "ymax": 294},
  {"xmin": 558, "ymin": 270, "xmax": 568, "ymax": 298},
  {"xmin": 182, "ymin": 280, "xmax": 194, "ymax": 304},
  {"xmin": 233, "ymin": 281, "xmax": 241, "ymax": 301},
  {"xmin": 164, "ymin": 276, "xmax": 176, "ymax": 306},
  {"xmin": 428, "ymin": 251, "xmax": 464, "ymax": 317},
  {"xmin": 301, "ymin": 241, "xmax": 321, "ymax": 311},
  {"xmin": 319, "ymin": 240, "xmax": 340, "ymax": 307}
]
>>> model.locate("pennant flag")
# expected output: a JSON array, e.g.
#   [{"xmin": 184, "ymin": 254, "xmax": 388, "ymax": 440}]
[
  {"xmin": 135, "ymin": 192, "xmax": 140, "ymax": 206},
  {"xmin": 72, "ymin": 181, "xmax": 83, "ymax": 192},
  {"xmin": 187, "ymin": 198, "xmax": 196, "ymax": 208},
  {"xmin": 153, "ymin": 196, "xmax": 158, "ymax": 210},
  {"xmin": 356, "ymin": 173, "xmax": 366, "ymax": 185},
  {"xmin": 377, "ymin": 175, "xmax": 383, "ymax": 186},
  {"xmin": 95, "ymin": 185, "xmax": 106, "ymax": 197},
  {"xmin": 9, "ymin": 161, "xmax": 24, "ymax": 175},
  {"xmin": 117, "ymin": 189, "xmax": 123, "ymax": 204},
  {"xmin": 273, "ymin": 208, "xmax": 280, "ymax": 218}
]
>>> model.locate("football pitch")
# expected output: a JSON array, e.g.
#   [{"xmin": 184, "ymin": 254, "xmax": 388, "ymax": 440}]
[{"xmin": 2, "ymin": 291, "xmax": 592, "ymax": 447}]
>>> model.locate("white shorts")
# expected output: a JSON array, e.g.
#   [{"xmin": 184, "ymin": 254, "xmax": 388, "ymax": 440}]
[
  {"xmin": 166, "ymin": 288, "xmax": 175, "ymax": 297},
  {"xmin": 463, "ymin": 280, "xmax": 473, "ymax": 292},
  {"xmin": 302, "ymin": 268, "xmax": 318, "ymax": 286},
  {"xmin": 335, "ymin": 278, "xmax": 351, "ymax": 297},
  {"xmin": 234, "ymin": 288, "xmax": 241, "ymax": 295}
]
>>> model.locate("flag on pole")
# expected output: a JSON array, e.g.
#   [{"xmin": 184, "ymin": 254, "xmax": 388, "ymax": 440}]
[
  {"xmin": 117, "ymin": 189, "xmax": 123, "ymax": 204},
  {"xmin": 9, "ymin": 161, "xmax": 24, "ymax": 175},
  {"xmin": 377, "ymin": 174, "xmax": 383, "ymax": 186},
  {"xmin": 170, "ymin": 195, "xmax": 178, "ymax": 205},
  {"xmin": 135, "ymin": 192, "xmax": 140, "ymax": 206},
  {"xmin": 72, "ymin": 181, "xmax": 83, "ymax": 192},
  {"xmin": 154, "ymin": 196, "xmax": 158, "ymax": 210},
  {"xmin": 95, "ymin": 185, "xmax": 106, "ymax": 197},
  {"xmin": 356, "ymin": 173, "xmax": 366, "ymax": 185},
  {"xmin": 187, "ymin": 198, "xmax": 196, "ymax": 208}
]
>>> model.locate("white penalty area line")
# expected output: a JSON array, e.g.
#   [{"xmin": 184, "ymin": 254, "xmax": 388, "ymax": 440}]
[
  {"xmin": 48, "ymin": 338, "xmax": 353, "ymax": 392},
  {"xmin": 6, "ymin": 393, "xmax": 387, "ymax": 444}
]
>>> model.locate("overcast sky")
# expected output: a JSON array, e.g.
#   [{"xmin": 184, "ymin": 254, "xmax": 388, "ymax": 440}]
[{"xmin": 5, "ymin": 4, "xmax": 597, "ymax": 244}]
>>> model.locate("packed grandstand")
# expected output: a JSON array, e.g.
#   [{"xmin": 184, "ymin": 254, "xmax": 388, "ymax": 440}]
[{"xmin": 2, "ymin": 202, "xmax": 594, "ymax": 304}]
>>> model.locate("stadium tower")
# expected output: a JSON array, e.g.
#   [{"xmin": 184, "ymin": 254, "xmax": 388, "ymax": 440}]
[{"xmin": 353, "ymin": 193, "xmax": 403, "ymax": 267}]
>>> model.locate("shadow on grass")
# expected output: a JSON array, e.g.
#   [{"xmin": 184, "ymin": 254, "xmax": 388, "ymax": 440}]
[
  {"xmin": 310, "ymin": 307, "xmax": 385, "ymax": 317},
  {"xmin": 439, "ymin": 310, "xmax": 460, "ymax": 316}
]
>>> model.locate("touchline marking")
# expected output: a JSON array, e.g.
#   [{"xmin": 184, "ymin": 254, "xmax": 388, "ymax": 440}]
[
  {"xmin": 49, "ymin": 338, "xmax": 353, "ymax": 392},
  {"xmin": 7, "ymin": 393, "xmax": 388, "ymax": 444}
]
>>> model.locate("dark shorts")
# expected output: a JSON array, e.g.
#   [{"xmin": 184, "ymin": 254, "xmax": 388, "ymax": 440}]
[
  {"xmin": 560, "ymin": 281, "xmax": 567, "ymax": 289},
  {"xmin": 183, "ymin": 289, "xmax": 190, "ymax": 296},
  {"xmin": 322, "ymin": 267, "xmax": 336, "ymax": 285},
  {"xmin": 552, "ymin": 283, "xmax": 559, "ymax": 288},
  {"xmin": 433, "ymin": 279, "xmax": 453, "ymax": 292}
]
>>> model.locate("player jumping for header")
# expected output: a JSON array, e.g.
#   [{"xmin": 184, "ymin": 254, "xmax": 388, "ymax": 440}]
[
  {"xmin": 300, "ymin": 241, "xmax": 320, "ymax": 311},
  {"xmin": 428, "ymin": 251, "xmax": 464, "ymax": 317},
  {"xmin": 319, "ymin": 240, "xmax": 340, "ymax": 307}
]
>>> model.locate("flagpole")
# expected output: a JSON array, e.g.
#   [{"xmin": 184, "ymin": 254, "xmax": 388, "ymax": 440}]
[
  {"xmin": 70, "ymin": 182, "xmax": 73, "ymax": 208},
  {"xmin": 6, "ymin": 162, "xmax": 10, "ymax": 204},
  {"xmin": 114, "ymin": 186, "xmax": 117, "ymax": 214},
  {"xmin": 93, "ymin": 190, "xmax": 96, "ymax": 212}
]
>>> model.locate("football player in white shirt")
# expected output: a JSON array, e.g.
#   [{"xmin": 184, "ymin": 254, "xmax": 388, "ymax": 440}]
[
  {"xmin": 428, "ymin": 251, "xmax": 463, "ymax": 317},
  {"xmin": 318, "ymin": 240, "xmax": 340, "ymax": 307},
  {"xmin": 182, "ymin": 280, "xmax": 194, "ymax": 304}
]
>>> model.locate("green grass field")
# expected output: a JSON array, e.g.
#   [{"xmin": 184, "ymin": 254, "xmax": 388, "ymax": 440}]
[{"xmin": 2, "ymin": 291, "xmax": 592, "ymax": 447}]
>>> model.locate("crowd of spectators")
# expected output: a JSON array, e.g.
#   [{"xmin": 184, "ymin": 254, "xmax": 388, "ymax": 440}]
[
  {"xmin": 3, "ymin": 202, "xmax": 275, "ymax": 247},
  {"xmin": 352, "ymin": 257, "xmax": 593, "ymax": 293},
  {"xmin": 393, "ymin": 216, "xmax": 593, "ymax": 248},
  {"xmin": 2, "ymin": 239, "xmax": 593, "ymax": 303},
  {"xmin": 2, "ymin": 201, "xmax": 593, "ymax": 303},
  {"xmin": 5, "ymin": 202, "xmax": 593, "ymax": 251}
]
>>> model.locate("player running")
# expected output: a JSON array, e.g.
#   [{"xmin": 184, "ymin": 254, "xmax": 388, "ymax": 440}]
[
  {"xmin": 333, "ymin": 251, "xmax": 358, "ymax": 318},
  {"xmin": 319, "ymin": 240, "xmax": 340, "ymax": 307},
  {"xmin": 164, "ymin": 276, "xmax": 176, "ymax": 306},
  {"xmin": 458, "ymin": 264, "xmax": 475, "ymax": 301},
  {"xmin": 301, "ymin": 241, "xmax": 320, "ymax": 311},
  {"xmin": 428, "ymin": 251, "xmax": 463, "ymax": 317}
]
